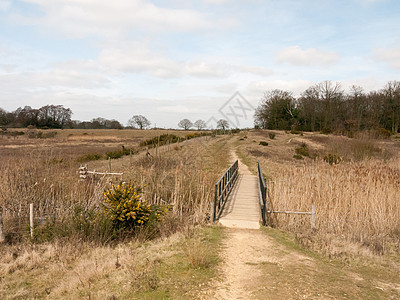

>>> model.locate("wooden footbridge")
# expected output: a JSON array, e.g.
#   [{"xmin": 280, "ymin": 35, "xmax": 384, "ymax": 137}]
[{"xmin": 211, "ymin": 151, "xmax": 315, "ymax": 230}]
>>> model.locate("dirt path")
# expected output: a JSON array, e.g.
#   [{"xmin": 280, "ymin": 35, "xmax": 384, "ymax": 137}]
[
  {"xmin": 211, "ymin": 149, "xmax": 312, "ymax": 299},
  {"xmin": 212, "ymin": 227, "xmax": 312, "ymax": 299},
  {"xmin": 207, "ymin": 147, "xmax": 400, "ymax": 299}
]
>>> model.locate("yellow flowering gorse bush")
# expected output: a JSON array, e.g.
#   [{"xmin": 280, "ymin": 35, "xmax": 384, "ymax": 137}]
[{"xmin": 104, "ymin": 182, "xmax": 167, "ymax": 230}]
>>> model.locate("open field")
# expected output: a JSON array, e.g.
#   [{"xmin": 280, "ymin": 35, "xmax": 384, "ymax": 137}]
[{"xmin": 1, "ymin": 128, "xmax": 400, "ymax": 298}]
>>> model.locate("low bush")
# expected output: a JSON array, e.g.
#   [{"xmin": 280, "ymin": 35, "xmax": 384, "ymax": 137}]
[
  {"xmin": 259, "ymin": 141, "xmax": 268, "ymax": 146},
  {"xmin": 373, "ymin": 128, "xmax": 392, "ymax": 139},
  {"xmin": 140, "ymin": 134, "xmax": 180, "ymax": 148},
  {"xmin": 293, "ymin": 154, "xmax": 303, "ymax": 160},
  {"xmin": 269, "ymin": 132, "xmax": 276, "ymax": 139},
  {"xmin": 77, "ymin": 153, "xmax": 103, "ymax": 162},
  {"xmin": 106, "ymin": 145, "xmax": 137, "ymax": 159},
  {"xmin": 104, "ymin": 183, "xmax": 168, "ymax": 231},
  {"xmin": 323, "ymin": 153, "xmax": 342, "ymax": 165},
  {"xmin": 295, "ymin": 143, "xmax": 310, "ymax": 157},
  {"xmin": 290, "ymin": 129, "xmax": 303, "ymax": 135},
  {"xmin": 321, "ymin": 127, "xmax": 332, "ymax": 135}
]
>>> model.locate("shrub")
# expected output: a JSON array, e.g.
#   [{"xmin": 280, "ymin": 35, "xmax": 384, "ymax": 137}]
[
  {"xmin": 323, "ymin": 153, "xmax": 342, "ymax": 165},
  {"xmin": 295, "ymin": 143, "xmax": 310, "ymax": 157},
  {"xmin": 104, "ymin": 183, "xmax": 168, "ymax": 231},
  {"xmin": 259, "ymin": 141, "xmax": 268, "ymax": 146},
  {"xmin": 293, "ymin": 154, "xmax": 303, "ymax": 160},
  {"xmin": 374, "ymin": 128, "xmax": 392, "ymax": 139},
  {"xmin": 269, "ymin": 132, "xmax": 276, "ymax": 139},
  {"xmin": 140, "ymin": 134, "xmax": 180, "ymax": 147},
  {"xmin": 321, "ymin": 127, "xmax": 332, "ymax": 135},
  {"xmin": 106, "ymin": 145, "xmax": 137, "ymax": 159},
  {"xmin": 77, "ymin": 153, "xmax": 103, "ymax": 162},
  {"xmin": 290, "ymin": 129, "xmax": 302, "ymax": 135}
]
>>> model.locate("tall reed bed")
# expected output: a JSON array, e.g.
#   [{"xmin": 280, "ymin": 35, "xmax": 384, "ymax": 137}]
[
  {"xmin": 266, "ymin": 157, "xmax": 400, "ymax": 255},
  {"xmin": 127, "ymin": 138, "xmax": 230, "ymax": 225}
]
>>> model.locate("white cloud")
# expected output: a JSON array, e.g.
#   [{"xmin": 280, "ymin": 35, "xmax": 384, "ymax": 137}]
[
  {"xmin": 373, "ymin": 46, "xmax": 400, "ymax": 69},
  {"xmin": 184, "ymin": 61, "xmax": 229, "ymax": 78},
  {"xmin": 98, "ymin": 45, "xmax": 182, "ymax": 78},
  {"xmin": 0, "ymin": 0, "xmax": 10, "ymax": 11},
  {"xmin": 247, "ymin": 79, "xmax": 312, "ymax": 96},
  {"xmin": 204, "ymin": 0, "xmax": 231, "ymax": 4},
  {"xmin": 16, "ymin": 0, "xmax": 233, "ymax": 38},
  {"xmin": 234, "ymin": 65, "xmax": 274, "ymax": 76},
  {"xmin": 0, "ymin": 69, "xmax": 110, "ymax": 90},
  {"xmin": 0, "ymin": 64, "xmax": 16, "ymax": 73},
  {"xmin": 276, "ymin": 46, "xmax": 340, "ymax": 66}
]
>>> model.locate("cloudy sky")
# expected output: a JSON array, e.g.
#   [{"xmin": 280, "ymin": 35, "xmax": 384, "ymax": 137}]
[{"xmin": 0, "ymin": 0, "xmax": 399, "ymax": 128}]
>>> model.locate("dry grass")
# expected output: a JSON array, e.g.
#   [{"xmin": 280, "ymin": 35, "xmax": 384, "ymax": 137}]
[
  {"xmin": 237, "ymin": 130, "xmax": 400, "ymax": 257},
  {"xmin": 0, "ymin": 129, "xmax": 231, "ymax": 298},
  {"xmin": 0, "ymin": 130, "xmax": 232, "ymax": 243}
]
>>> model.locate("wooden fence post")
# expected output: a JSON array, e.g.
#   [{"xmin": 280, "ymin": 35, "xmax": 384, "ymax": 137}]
[
  {"xmin": 108, "ymin": 157, "xmax": 112, "ymax": 173},
  {"xmin": 311, "ymin": 204, "xmax": 315, "ymax": 230},
  {"xmin": 30, "ymin": 203, "xmax": 34, "ymax": 239},
  {"xmin": 0, "ymin": 206, "xmax": 5, "ymax": 243}
]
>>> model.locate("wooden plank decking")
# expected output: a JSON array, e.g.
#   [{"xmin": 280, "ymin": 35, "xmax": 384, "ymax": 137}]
[{"xmin": 218, "ymin": 152, "xmax": 260, "ymax": 229}]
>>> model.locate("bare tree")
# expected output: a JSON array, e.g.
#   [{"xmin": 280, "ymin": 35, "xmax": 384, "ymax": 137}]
[
  {"xmin": 217, "ymin": 119, "xmax": 230, "ymax": 131},
  {"xmin": 128, "ymin": 115, "xmax": 151, "ymax": 129},
  {"xmin": 194, "ymin": 119, "xmax": 206, "ymax": 130},
  {"xmin": 178, "ymin": 119, "xmax": 193, "ymax": 130}
]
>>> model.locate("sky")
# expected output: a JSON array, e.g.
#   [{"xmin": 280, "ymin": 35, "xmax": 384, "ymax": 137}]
[{"xmin": 0, "ymin": 0, "xmax": 399, "ymax": 128}]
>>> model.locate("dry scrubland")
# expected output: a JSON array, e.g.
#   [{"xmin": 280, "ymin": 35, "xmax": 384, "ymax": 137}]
[
  {"xmin": 1, "ymin": 128, "xmax": 400, "ymax": 298},
  {"xmin": 0, "ymin": 129, "xmax": 230, "ymax": 298},
  {"xmin": 236, "ymin": 130, "xmax": 400, "ymax": 258}
]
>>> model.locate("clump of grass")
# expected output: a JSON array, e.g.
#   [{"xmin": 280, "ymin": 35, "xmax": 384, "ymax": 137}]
[
  {"xmin": 185, "ymin": 238, "xmax": 213, "ymax": 268},
  {"xmin": 269, "ymin": 132, "xmax": 276, "ymax": 139},
  {"xmin": 293, "ymin": 154, "xmax": 303, "ymax": 160},
  {"xmin": 259, "ymin": 141, "xmax": 268, "ymax": 146}
]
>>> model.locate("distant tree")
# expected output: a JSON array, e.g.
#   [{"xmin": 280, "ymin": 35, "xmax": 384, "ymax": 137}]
[
  {"xmin": 178, "ymin": 119, "xmax": 193, "ymax": 130},
  {"xmin": 0, "ymin": 108, "xmax": 9, "ymax": 126},
  {"xmin": 194, "ymin": 119, "xmax": 206, "ymax": 130},
  {"xmin": 382, "ymin": 81, "xmax": 400, "ymax": 133},
  {"xmin": 38, "ymin": 105, "xmax": 72, "ymax": 128},
  {"xmin": 254, "ymin": 90, "xmax": 297, "ymax": 130},
  {"xmin": 217, "ymin": 119, "xmax": 230, "ymax": 131},
  {"xmin": 128, "ymin": 115, "xmax": 151, "ymax": 129}
]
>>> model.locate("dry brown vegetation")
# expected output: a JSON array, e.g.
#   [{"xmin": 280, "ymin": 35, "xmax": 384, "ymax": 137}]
[
  {"xmin": 236, "ymin": 130, "xmax": 400, "ymax": 257},
  {"xmin": 0, "ymin": 129, "xmax": 231, "ymax": 298}
]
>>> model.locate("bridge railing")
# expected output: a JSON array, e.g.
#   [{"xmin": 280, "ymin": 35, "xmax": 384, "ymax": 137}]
[
  {"xmin": 212, "ymin": 160, "xmax": 239, "ymax": 221},
  {"xmin": 257, "ymin": 161, "xmax": 267, "ymax": 226},
  {"xmin": 257, "ymin": 161, "xmax": 316, "ymax": 229}
]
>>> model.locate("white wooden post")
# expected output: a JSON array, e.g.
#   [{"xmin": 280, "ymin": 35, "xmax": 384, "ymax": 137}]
[
  {"xmin": 311, "ymin": 204, "xmax": 315, "ymax": 230},
  {"xmin": 30, "ymin": 203, "xmax": 34, "ymax": 239},
  {"xmin": 0, "ymin": 206, "xmax": 5, "ymax": 243}
]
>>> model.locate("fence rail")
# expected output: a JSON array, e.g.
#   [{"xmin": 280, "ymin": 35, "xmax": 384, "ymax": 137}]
[
  {"xmin": 212, "ymin": 160, "xmax": 239, "ymax": 221},
  {"xmin": 257, "ymin": 161, "xmax": 267, "ymax": 226},
  {"xmin": 257, "ymin": 162, "xmax": 315, "ymax": 229}
]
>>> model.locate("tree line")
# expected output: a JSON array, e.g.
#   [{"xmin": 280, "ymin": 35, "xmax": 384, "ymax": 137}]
[
  {"xmin": 0, "ymin": 105, "xmax": 147, "ymax": 130},
  {"xmin": 0, "ymin": 104, "xmax": 233, "ymax": 131},
  {"xmin": 254, "ymin": 80, "xmax": 400, "ymax": 134}
]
